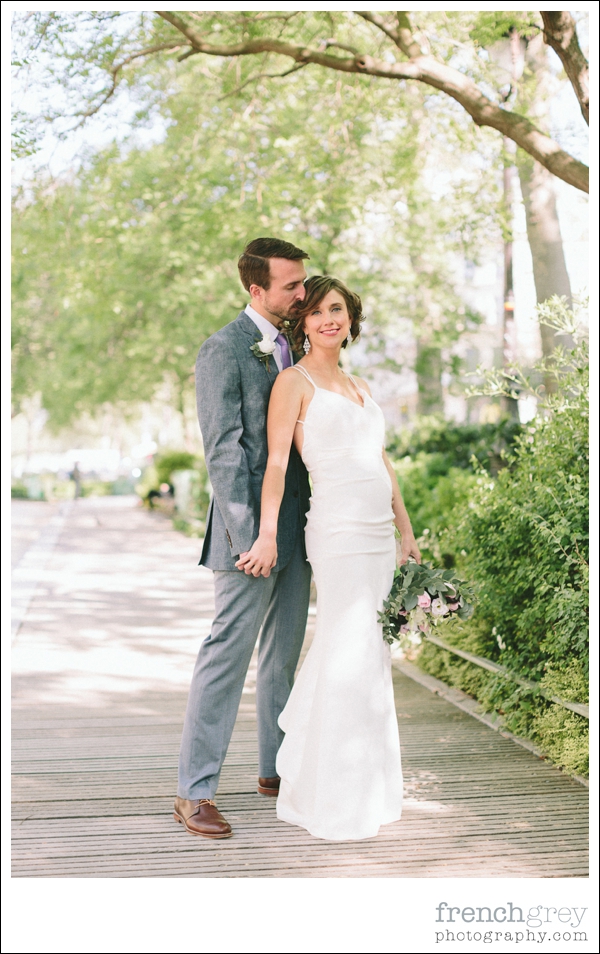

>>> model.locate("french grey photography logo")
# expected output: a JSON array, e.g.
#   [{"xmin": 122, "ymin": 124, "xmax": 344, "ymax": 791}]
[{"xmin": 434, "ymin": 902, "xmax": 588, "ymax": 945}]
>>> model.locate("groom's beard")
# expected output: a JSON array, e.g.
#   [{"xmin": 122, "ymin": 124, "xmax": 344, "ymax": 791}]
[{"xmin": 265, "ymin": 299, "xmax": 300, "ymax": 324}]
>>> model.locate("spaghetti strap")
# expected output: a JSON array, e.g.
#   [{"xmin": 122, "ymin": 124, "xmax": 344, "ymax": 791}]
[
  {"xmin": 344, "ymin": 371, "xmax": 366, "ymax": 404},
  {"xmin": 292, "ymin": 365, "xmax": 317, "ymax": 389},
  {"xmin": 345, "ymin": 370, "xmax": 360, "ymax": 391}
]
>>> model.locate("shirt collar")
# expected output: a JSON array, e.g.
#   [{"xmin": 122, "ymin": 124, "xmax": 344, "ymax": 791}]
[{"xmin": 244, "ymin": 304, "xmax": 281, "ymax": 341}]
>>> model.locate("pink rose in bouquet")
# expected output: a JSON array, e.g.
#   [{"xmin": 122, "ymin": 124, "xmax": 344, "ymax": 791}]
[{"xmin": 379, "ymin": 561, "xmax": 477, "ymax": 647}]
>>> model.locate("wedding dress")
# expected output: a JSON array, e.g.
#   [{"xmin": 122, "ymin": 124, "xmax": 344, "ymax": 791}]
[{"xmin": 275, "ymin": 365, "xmax": 403, "ymax": 840}]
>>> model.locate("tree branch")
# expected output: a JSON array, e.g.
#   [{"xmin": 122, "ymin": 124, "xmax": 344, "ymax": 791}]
[
  {"xmin": 320, "ymin": 39, "xmax": 360, "ymax": 55},
  {"xmin": 155, "ymin": 11, "xmax": 588, "ymax": 192},
  {"xmin": 541, "ymin": 12, "xmax": 589, "ymax": 125},
  {"xmin": 355, "ymin": 12, "xmax": 401, "ymax": 50},
  {"xmin": 113, "ymin": 41, "xmax": 185, "ymax": 74},
  {"xmin": 396, "ymin": 12, "xmax": 429, "ymax": 58},
  {"xmin": 218, "ymin": 62, "xmax": 308, "ymax": 100},
  {"xmin": 74, "ymin": 41, "xmax": 184, "ymax": 123}
]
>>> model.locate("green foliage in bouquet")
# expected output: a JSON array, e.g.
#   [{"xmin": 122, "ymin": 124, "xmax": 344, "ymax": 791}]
[{"xmin": 379, "ymin": 561, "xmax": 477, "ymax": 647}]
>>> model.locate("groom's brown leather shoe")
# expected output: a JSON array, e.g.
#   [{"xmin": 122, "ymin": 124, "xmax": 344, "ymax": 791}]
[
  {"xmin": 258, "ymin": 776, "xmax": 280, "ymax": 796},
  {"xmin": 173, "ymin": 797, "xmax": 232, "ymax": 838}
]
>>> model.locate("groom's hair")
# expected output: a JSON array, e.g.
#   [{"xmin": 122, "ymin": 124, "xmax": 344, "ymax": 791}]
[{"xmin": 238, "ymin": 237, "xmax": 309, "ymax": 292}]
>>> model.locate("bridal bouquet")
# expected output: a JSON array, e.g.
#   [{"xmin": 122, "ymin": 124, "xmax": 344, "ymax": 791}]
[{"xmin": 379, "ymin": 561, "xmax": 476, "ymax": 647}]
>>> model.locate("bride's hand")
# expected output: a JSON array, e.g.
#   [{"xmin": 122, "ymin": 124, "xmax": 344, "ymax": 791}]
[
  {"xmin": 235, "ymin": 535, "xmax": 278, "ymax": 577},
  {"xmin": 399, "ymin": 536, "xmax": 421, "ymax": 565}
]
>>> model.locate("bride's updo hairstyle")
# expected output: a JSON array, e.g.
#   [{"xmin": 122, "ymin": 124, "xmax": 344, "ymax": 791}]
[{"xmin": 288, "ymin": 276, "xmax": 365, "ymax": 352}]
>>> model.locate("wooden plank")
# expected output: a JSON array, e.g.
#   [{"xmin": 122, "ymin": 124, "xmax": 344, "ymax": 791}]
[{"xmin": 11, "ymin": 497, "xmax": 589, "ymax": 879}]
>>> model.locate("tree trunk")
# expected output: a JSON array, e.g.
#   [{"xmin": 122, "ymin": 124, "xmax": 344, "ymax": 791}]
[
  {"xmin": 515, "ymin": 32, "xmax": 574, "ymax": 397},
  {"xmin": 502, "ymin": 144, "xmax": 520, "ymax": 422},
  {"xmin": 415, "ymin": 340, "xmax": 443, "ymax": 416},
  {"xmin": 518, "ymin": 157, "xmax": 573, "ymax": 359}
]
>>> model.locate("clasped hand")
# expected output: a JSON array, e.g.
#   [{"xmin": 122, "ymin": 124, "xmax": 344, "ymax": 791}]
[{"xmin": 235, "ymin": 535, "xmax": 278, "ymax": 577}]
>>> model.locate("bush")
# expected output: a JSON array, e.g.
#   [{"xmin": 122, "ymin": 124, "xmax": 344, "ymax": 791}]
[
  {"xmin": 387, "ymin": 416, "xmax": 523, "ymax": 474},
  {"xmin": 416, "ymin": 299, "xmax": 589, "ymax": 776},
  {"xmin": 135, "ymin": 451, "xmax": 211, "ymax": 533},
  {"xmin": 387, "ymin": 418, "xmax": 521, "ymax": 566},
  {"xmin": 171, "ymin": 464, "xmax": 211, "ymax": 532},
  {"xmin": 111, "ymin": 476, "xmax": 136, "ymax": 495},
  {"xmin": 392, "ymin": 456, "xmax": 477, "ymax": 565},
  {"xmin": 80, "ymin": 480, "xmax": 113, "ymax": 497},
  {"xmin": 155, "ymin": 451, "xmax": 198, "ymax": 486},
  {"xmin": 452, "ymin": 396, "xmax": 588, "ymax": 678}
]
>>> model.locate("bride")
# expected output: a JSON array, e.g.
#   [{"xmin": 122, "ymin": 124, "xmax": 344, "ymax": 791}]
[{"xmin": 236, "ymin": 275, "xmax": 421, "ymax": 840}]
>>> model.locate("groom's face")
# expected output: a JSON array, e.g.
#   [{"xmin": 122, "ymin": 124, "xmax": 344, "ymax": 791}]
[{"xmin": 250, "ymin": 257, "xmax": 307, "ymax": 324}]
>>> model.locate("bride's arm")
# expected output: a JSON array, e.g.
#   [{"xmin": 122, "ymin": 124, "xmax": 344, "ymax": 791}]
[
  {"xmin": 354, "ymin": 376, "xmax": 421, "ymax": 566},
  {"xmin": 382, "ymin": 451, "xmax": 422, "ymax": 565},
  {"xmin": 235, "ymin": 370, "xmax": 305, "ymax": 577}
]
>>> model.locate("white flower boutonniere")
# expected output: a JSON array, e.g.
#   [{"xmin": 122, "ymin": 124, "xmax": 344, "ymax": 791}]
[{"xmin": 250, "ymin": 333, "xmax": 277, "ymax": 371}]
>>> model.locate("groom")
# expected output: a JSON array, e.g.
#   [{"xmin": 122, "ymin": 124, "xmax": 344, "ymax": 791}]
[{"xmin": 174, "ymin": 237, "xmax": 312, "ymax": 837}]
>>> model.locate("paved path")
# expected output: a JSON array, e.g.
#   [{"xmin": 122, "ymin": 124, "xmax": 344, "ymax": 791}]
[{"xmin": 11, "ymin": 497, "xmax": 588, "ymax": 877}]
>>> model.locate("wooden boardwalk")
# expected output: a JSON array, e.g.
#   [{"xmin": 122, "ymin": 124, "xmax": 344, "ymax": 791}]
[{"xmin": 12, "ymin": 498, "xmax": 588, "ymax": 878}]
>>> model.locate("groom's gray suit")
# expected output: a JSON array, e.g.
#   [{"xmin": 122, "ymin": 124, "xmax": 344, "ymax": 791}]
[{"xmin": 178, "ymin": 310, "xmax": 311, "ymax": 799}]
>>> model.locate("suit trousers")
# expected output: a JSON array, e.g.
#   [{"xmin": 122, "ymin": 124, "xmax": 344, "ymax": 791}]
[{"xmin": 177, "ymin": 532, "xmax": 311, "ymax": 799}]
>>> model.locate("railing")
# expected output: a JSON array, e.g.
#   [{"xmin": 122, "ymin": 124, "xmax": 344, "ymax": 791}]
[{"xmin": 424, "ymin": 632, "xmax": 589, "ymax": 719}]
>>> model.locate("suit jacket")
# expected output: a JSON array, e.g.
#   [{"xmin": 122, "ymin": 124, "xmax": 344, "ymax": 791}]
[{"xmin": 196, "ymin": 310, "xmax": 310, "ymax": 572}]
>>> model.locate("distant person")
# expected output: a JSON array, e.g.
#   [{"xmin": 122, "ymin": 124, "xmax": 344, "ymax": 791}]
[
  {"xmin": 146, "ymin": 482, "xmax": 173, "ymax": 509},
  {"xmin": 69, "ymin": 462, "xmax": 82, "ymax": 499},
  {"xmin": 174, "ymin": 238, "xmax": 312, "ymax": 839}
]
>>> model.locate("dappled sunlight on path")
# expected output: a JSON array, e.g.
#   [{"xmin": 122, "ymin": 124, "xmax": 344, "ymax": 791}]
[
  {"xmin": 12, "ymin": 497, "xmax": 214, "ymax": 703},
  {"xmin": 12, "ymin": 498, "xmax": 588, "ymax": 877}
]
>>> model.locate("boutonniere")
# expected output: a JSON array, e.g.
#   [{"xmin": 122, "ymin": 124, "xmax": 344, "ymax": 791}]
[{"xmin": 250, "ymin": 332, "xmax": 277, "ymax": 371}]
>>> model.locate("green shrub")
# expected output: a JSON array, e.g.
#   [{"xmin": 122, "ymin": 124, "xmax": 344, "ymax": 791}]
[
  {"xmin": 171, "ymin": 463, "xmax": 210, "ymax": 526},
  {"xmin": 110, "ymin": 476, "xmax": 136, "ymax": 495},
  {"xmin": 135, "ymin": 464, "xmax": 159, "ymax": 501},
  {"xmin": 393, "ymin": 455, "xmax": 478, "ymax": 536},
  {"xmin": 155, "ymin": 451, "xmax": 198, "ymax": 486},
  {"xmin": 450, "ymin": 403, "xmax": 588, "ymax": 679},
  {"xmin": 136, "ymin": 451, "xmax": 210, "ymax": 532},
  {"xmin": 392, "ymin": 455, "xmax": 477, "ymax": 565},
  {"xmin": 387, "ymin": 417, "xmax": 520, "ymax": 566},
  {"xmin": 530, "ymin": 706, "xmax": 588, "ymax": 778},
  {"xmin": 80, "ymin": 480, "xmax": 114, "ymax": 497},
  {"xmin": 416, "ymin": 299, "xmax": 589, "ymax": 776},
  {"xmin": 387, "ymin": 416, "xmax": 522, "ymax": 474}
]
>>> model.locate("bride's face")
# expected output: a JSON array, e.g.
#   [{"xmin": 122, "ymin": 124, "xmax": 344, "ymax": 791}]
[{"xmin": 303, "ymin": 290, "xmax": 350, "ymax": 350}]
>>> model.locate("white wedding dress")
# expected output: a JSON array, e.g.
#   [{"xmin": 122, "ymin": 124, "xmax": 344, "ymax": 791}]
[{"xmin": 276, "ymin": 365, "xmax": 403, "ymax": 841}]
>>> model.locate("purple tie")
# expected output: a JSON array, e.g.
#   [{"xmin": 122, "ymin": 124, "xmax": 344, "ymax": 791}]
[{"xmin": 276, "ymin": 333, "xmax": 292, "ymax": 369}]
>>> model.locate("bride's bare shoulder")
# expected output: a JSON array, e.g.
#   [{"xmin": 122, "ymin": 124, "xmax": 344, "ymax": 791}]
[
  {"xmin": 270, "ymin": 366, "xmax": 311, "ymax": 398},
  {"xmin": 268, "ymin": 368, "xmax": 309, "ymax": 425}
]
